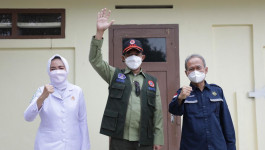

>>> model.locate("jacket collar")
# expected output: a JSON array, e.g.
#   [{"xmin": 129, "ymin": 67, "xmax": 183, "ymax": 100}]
[
  {"xmin": 124, "ymin": 67, "xmax": 146, "ymax": 78},
  {"xmin": 51, "ymin": 83, "xmax": 74, "ymax": 100},
  {"xmin": 189, "ymin": 80, "xmax": 210, "ymax": 91}
]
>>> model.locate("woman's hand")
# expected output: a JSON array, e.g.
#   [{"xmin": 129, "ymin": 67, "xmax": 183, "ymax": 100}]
[
  {"xmin": 37, "ymin": 84, "xmax": 54, "ymax": 110},
  {"xmin": 42, "ymin": 84, "xmax": 54, "ymax": 99}
]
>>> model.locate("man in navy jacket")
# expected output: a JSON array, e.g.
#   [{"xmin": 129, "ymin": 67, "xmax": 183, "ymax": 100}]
[{"xmin": 169, "ymin": 54, "xmax": 236, "ymax": 150}]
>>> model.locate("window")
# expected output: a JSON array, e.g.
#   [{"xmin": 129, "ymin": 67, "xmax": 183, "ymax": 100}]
[{"xmin": 0, "ymin": 9, "xmax": 65, "ymax": 39}]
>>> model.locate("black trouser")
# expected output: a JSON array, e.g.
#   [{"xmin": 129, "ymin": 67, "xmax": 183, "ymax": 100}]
[{"xmin": 110, "ymin": 138, "xmax": 153, "ymax": 150}]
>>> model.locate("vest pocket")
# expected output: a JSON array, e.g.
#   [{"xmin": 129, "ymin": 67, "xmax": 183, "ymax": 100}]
[
  {"xmin": 147, "ymin": 91, "xmax": 156, "ymax": 108},
  {"xmin": 109, "ymin": 84, "xmax": 125, "ymax": 99},
  {"xmin": 147, "ymin": 119, "xmax": 154, "ymax": 138},
  {"xmin": 101, "ymin": 110, "xmax": 119, "ymax": 131}
]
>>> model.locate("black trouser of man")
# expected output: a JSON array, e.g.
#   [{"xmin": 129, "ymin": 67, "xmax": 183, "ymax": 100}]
[{"xmin": 110, "ymin": 138, "xmax": 153, "ymax": 150}]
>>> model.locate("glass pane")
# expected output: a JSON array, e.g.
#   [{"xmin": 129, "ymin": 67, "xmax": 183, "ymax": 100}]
[
  {"xmin": 0, "ymin": 14, "xmax": 12, "ymax": 23},
  {"xmin": 123, "ymin": 38, "xmax": 166, "ymax": 62},
  {"xmin": 0, "ymin": 14, "xmax": 12, "ymax": 36},
  {"xmin": 17, "ymin": 13, "xmax": 61, "ymax": 35},
  {"xmin": 18, "ymin": 13, "xmax": 61, "ymax": 23},
  {"xmin": 0, "ymin": 28, "xmax": 12, "ymax": 36},
  {"xmin": 18, "ymin": 28, "xmax": 61, "ymax": 35}
]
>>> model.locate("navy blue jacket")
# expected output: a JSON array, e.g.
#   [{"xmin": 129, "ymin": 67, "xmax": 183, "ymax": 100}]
[{"xmin": 169, "ymin": 81, "xmax": 236, "ymax": 150}]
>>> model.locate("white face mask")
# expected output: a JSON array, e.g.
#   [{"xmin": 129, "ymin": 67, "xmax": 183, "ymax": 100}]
[
  {"xmin": 125, "ymin": 55, "xmax": 142, "ymax": 70},
  {"xmin": 188, "ymin": 70, "xmax": 206, "ymax": 83},
  {"xmin": 49, "ymin": 70, "xmax": 68, "ymax": 87}
]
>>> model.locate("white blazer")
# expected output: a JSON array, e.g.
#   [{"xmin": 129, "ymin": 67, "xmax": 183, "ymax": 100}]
[{"xmin": 24, "ymin": 83, "xmax": 90, "ymax": 150}]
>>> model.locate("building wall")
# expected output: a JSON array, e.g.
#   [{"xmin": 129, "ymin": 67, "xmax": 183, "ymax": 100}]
[{"xmin": 0, "ymin": 0, "xmax": 265, "ymax": 149}]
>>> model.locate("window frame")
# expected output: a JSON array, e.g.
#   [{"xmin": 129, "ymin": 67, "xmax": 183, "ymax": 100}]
[{"xmin": 0, "ymin": 9, "xmax": 65, "ymax": 39}]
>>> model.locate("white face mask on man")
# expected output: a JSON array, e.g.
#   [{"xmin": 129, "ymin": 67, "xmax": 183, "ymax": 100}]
[
  {"xmin": 188, "ymin": 70, "xmax": 206, "ymax": 83},
  {"xmin": 125, "ymin": 55, "xmax": 142, "ymax": 70}
]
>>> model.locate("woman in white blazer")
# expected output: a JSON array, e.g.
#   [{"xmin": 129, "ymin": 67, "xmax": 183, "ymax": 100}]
[{"xmin": 24, "ymin": 54, "xmax": 90, "ymax": 150}]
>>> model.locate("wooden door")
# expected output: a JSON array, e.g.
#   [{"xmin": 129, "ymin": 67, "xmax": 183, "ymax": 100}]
[{"xmin": 109, "ymin": 24, "xmax": 181, "ymax": 150}]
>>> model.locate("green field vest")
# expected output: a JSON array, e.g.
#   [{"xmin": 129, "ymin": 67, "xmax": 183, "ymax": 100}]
[{"xmin": 100, "ymin": 68, "xmax": 157, "ymax": 145}]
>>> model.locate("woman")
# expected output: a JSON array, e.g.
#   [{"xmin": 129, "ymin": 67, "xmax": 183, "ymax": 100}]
[{"xmin": 24, "ymin": 54, "xmax": 90, "ymax": 150}]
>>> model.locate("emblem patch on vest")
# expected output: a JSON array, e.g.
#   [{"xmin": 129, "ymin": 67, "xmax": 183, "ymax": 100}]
[
  {"xmin": 148, "ymin": 80, "xmax": 155, "ymax": 87},
  {"xmin": 118, "ymin": 73, "xmax": 126, "ymax": 79},
  {"xmin": 148, "ymin": 80, "xmax": 156, "ymax": 91},
  {"xmin": 116, "ymin": 73, "xmax": 126, "ymax": 83}
]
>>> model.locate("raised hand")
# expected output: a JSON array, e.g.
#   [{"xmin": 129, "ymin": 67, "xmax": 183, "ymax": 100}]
[
  {"xmin": 37, "ymin": 84, "xmax": 54, "ymax": 110},
  {"xmin": 96, "ymin": 8, "xmax": 115, "ymax": 40},
  {"xmin": 42, "ymin": 84, "xmax": 54, "ymax": 99}
]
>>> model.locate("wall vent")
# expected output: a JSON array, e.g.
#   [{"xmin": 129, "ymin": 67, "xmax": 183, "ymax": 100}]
[{"xmin": 115, "ymin": 5, "xmax": 173, "ymax": 9}]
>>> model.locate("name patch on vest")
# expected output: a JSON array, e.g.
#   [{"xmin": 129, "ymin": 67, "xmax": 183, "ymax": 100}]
[
  {"xmin": 116, "ymin": 78, "xmax": 125, "ymax": 83},
  {"xmin": 148, "ymin": 87, "xmax": 156, "ymax": 92}
]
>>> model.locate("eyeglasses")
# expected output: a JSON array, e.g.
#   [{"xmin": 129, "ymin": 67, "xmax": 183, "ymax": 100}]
[{"xmin": 134, "ymin": 81, "xmax": 140, "ymax": 96}]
